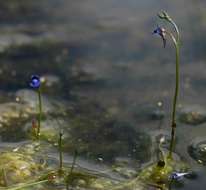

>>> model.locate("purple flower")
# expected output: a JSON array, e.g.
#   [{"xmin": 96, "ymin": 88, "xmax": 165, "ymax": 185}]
[
  {"xmin": 170, "ymin": 172, "xmax": 190, "ymax": 181},
  {"xmin": 153, "ymin": 26, "xmax": 166, "ymax": 48},
  {"xmin": 30, "ymin": 75, "xmax": 41, "ymax": 89}
]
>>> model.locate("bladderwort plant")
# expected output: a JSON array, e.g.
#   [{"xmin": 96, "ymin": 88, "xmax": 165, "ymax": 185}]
[
  {"xmin": 55, "ymin": 119, "xmax": 65, "ymax": 176},
  {"xmin": 153, "ymin": 11, "xmax": 180, "ymax": 159},
  {"xmin": 30, "ymin": 75, "xmax": 42, "ymax": 139},
  {"xmin": 66, "ymin": 150, "xmax": 78, "ymax": 190},
  {"xmin": 55, "ymin": 119, "xmax": 78, "ymax": 188},
  {"xmin": 58, "ymin": 130, "xmax": 64, "ymax": 175}
]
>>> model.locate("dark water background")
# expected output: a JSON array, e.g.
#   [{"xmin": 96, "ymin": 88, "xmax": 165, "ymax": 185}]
[{"xmin": 1, "ymin": 0, "xmax": 206, "ymax": 189}]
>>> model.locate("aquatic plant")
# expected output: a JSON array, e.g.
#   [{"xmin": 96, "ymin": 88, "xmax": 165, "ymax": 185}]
[
  {"xmin": 126, "ymin": 11, "xmax": 194, "ymax": 190},
  {"xmin": 58, "ymin": 130, "xmax": 63, "ymax": 175},
  {"xmin": 153, "ymin": 11, "xmax": 180, "ymax": 158},
  {"xmin": 30, "ymin": 75, "xmax": 42, "ymax": 139},
  {"xmin": 66, "ymin": 150, "xmax": 78, "ymax": 190}
]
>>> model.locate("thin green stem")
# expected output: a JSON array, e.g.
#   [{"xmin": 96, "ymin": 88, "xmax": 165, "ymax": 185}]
[
  {"xmin": 169, "ymin": 19, "xmax": 180, "ymax": 44},
  {"xmin": 159, "ymin": 12, "xmax": 180, "ymax": 158},
  {"xmin": 66, "ymin": 150, "xmax": 78, "ymax": 190},
  {"xmin": 37, "ymin": 88, "xmax": 42, "ymax": 139},
  {"xmin": 168, "ymin": 41, "xmax": 180, "ymax": 158},
  {"xmin": 58, "ymin": 132, "xmax": 63, "ymax": 175},
  {"xmin": 3, "ymin": 179, "xmax": 48, "ymax": 190}
]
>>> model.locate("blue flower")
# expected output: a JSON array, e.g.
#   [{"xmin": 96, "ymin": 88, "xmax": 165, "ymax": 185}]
[
  {"xmin": 30, "ymin": 75, "xmax": 41, "ymax": 89},
  {"xmin": 170, "ymin": 172, "xmax": 190, "ymax": 181},
  {"xmin": 153, "ymin": 26, "xmax": 166, "ymax": 48}
]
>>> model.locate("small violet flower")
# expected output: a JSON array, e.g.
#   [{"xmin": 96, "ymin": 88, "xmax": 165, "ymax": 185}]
[
  {"xmin": 153, "ymin": 26, "xmax": 166, "ymax": 48},
  {"xmin": 170, "ymin": 172, "xmax": 190, "ymax": 181},
  {"xmin": 30, "ymin": 75, "xmax": 41, "ymax": 89}
]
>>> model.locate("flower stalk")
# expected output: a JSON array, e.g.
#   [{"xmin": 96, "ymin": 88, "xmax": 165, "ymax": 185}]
[
  {"xmin": 154, "ymin": 11, "xmax": 180, "ymax": 158},
  {"xmin": 169, "ymin": 36, "xmax": 179, "ymax": 158},
  {"xmin": 66, "ymin": 150, "xmax": 78, "ymax": 190},
  {"xmin": 30, "ymin": 75, "xmax": 42, "ymax": 140},
  {"xmin": 37, "ymin": 88, "xmax": 42, "ymax": 139},
  {"xmin": 58, "ymin": 131, "xmax": 63, "ymax": 175}
]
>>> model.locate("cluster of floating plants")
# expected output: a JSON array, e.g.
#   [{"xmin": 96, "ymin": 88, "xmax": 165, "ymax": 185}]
[{"xmin": 0, "ymin": 11, "xmax": 199, "ymax": 190}]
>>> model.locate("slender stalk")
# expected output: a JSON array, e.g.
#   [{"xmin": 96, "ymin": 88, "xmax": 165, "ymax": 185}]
[
  {"xmin": 158, "ymin": 12, "xmax": 180, "ymax": 158},
  {"xmin": 4, "ymin": 179, "xmax": 48, "ymax": 190},
  {"xmin": 163, "ymin": 24, "xmax": 180, "ymax": 159},
  {"xmin": 66, "ymin": 150, "xmax": 78, "ymax": 190},
  {"xmin": 37, "ymin": 88, "xmax": 42, "ymax": 139},
  {"xmin": 58, "ymin": 132, "xmax": 63, "ymax": 175},
  {"xmin": 168, "ymin": 19, "xmax": 180, "ymax": 43},
  {"xmin": 168, "ymin": 41, "xmax": 179, "ymax": 158}
]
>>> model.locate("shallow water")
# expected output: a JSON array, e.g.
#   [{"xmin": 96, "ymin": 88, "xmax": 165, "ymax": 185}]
[{"xmin": 0, "ymin": 0, "xmax": 206, "ymax": 189}]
